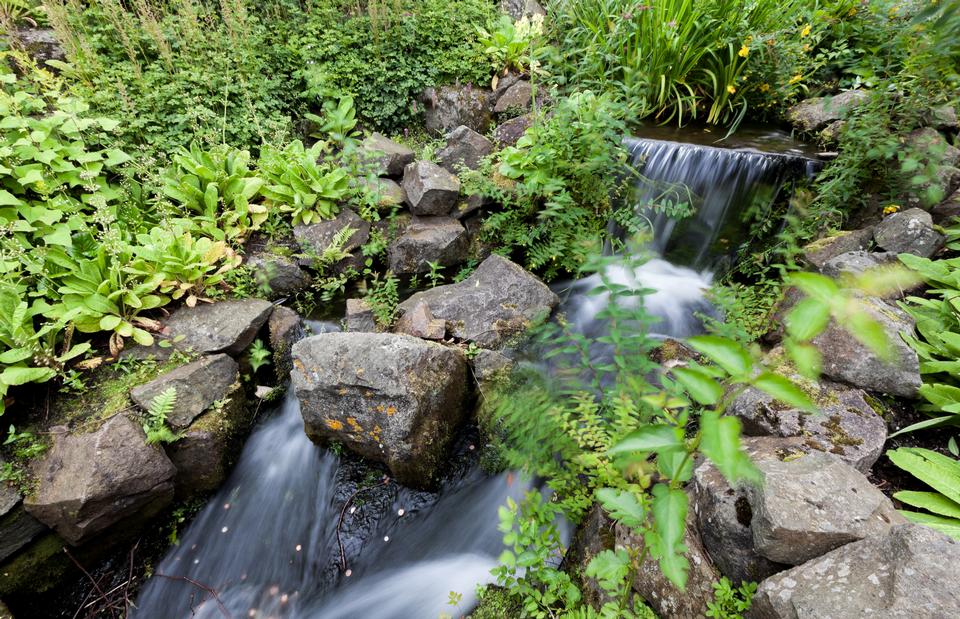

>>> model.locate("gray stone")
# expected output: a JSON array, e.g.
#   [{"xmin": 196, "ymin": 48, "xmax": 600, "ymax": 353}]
[
  {"xmin": 0, "ymin": 478, "xmax": 47, "ymax": 563},
  {"xmin": 360, "ymin": 132, "xmax": 415, "ymax": 177},
  {"xmin": 402, "ymin": 161, "xmax": 461, "ymax": 216},
  {"xmin": 245, "ymin": 253, "xmax": 311, "ymax": 299},
  {"xmin": 24, "ymin": 416, "xmax": 175, "ymax": 544},
  {"xmin": 422, "ymin": 84, "xmax": 494, "ymax": 136},
  {"xmin": 820, "ymin": 250, "xmax": 899, "ymax": 279},
  {"xmin": 13, "ymin": 29, "xmax": 65, "ymax": 68},
  {"xmin": 562, "ymin": 504, "xmax": 616, "ymax": 608},
  {"xmin": 472, "ymin": 349, "xmax": 514, "ymax": 383},
  {"xmin": 819, "ymin": 119, "xmax": 846, "ymax": 144},
  {"xmin": 437, "ymin": 126, "xmax": 494, "ymax": 173},
  {"xmin": 750, "ymin": 524, "xmax": 960, "ymax": 619},
  {"xmin": 788, "ymin": 90, "xmax": 871, "ymax": 132},
  {"xmin": 164, "ymin": 299, "xmax": 274, "ymax": 356},
  {"xmin": 930, "ymin": 104, "xmax": 959, "ymax": 131},
  {"xmin": 494, "ymin": 80, "xmax": 533, "ymax": 114},
  {"xmin": 452, "ymin": 194, "xmax": 488, "ymax": 220},
  {"xmin": 874, "ymin": 207, "xmax": 944, "ymax": 257},
  {"xmin": 930, "ymin": 188, "xmax": 960, "ymax": 224},
  {"xmin": 801, "ymin": 228, "xmax": 874, "ymax": 270},
  {"xmin": 130, "ymin": 354, "xmax": 239, "ymax": 429},
  {"xmin": 360, "ymin": 177, "xmax": 406, "ymax": 207},
  {"xmin": 500, "ymin": 0, "xmax": 546, "ymax": 20},
  {"xmin": 345, "ymin": 298, "xmax": 377, "ymax": 332},
  {"xmin": 493, "ymin": 114, "xmax": 532, "ymax": 146},
  {"xmin": 268, "ymin": 305, "xmax": 303, "ymax": 383},
  {"xmin": 747, "ymin": 451, "xmax": 905, "ymax": 565},
  {"xmin": 291, "ymin": 333, "xmax": 469, "ymax": 488},
  {"xmin": 397, "ymin": 254, "xmax": 558, "ymax": 348},
  {"xmin": 906, "ymin": 127, "xmax": 960, "ymax": 168},
  {"xmin": 387, "ymin": 216, "xmax": 469, "ymax": 274},
  {"xmin": 394, "ymin": 301, "xmax": 445, "ymax": 340},
  {"xmin": 294, "ymin": 208, "xmax": 371, "ymax": 269}
]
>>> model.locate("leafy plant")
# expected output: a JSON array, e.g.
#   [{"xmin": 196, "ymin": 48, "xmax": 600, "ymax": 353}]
[
  {"xmin": 364, "ymin": 271, "xmax": 400, "ymax": 329},
  {"xmin": 706, "ymin": 577, "xmax": 757, "ymax": 619},
  {"xmin": 142, "ymin": 386, "xmax": 181, "ymax": 445},
  {"xmin": 477, "ymin": 13, "xmax": 547, "ymax": 78},
  {"xmin": 305, "ymin": 96, "xmax": 359, "ymax": 147},
  {"xmin": 247, "ymin": 339, "xmax": 271, "ymax": 374},
  {"xmin": 258, "ymin": 140, "xmax": 349, "ymax": 225},
  {"xmin": 887, "ymin": 447, "xmax": 960, "ymax": 540}
]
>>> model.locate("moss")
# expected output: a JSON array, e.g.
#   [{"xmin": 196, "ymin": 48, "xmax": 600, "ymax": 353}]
[
  {"xmin": 822, "ymin": 414, "xmax": 863, "ymax": 448},
  {"xmin": 0, "ymin": 534, "xmax": 69, "ymax": 597},
  {"xmin": 468, "ymin": 586, "xmax": 523, "ymax": 619}
]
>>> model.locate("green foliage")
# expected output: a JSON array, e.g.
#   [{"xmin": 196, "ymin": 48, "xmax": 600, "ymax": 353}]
[
  {"xmin": 706, "ymin": 577, "xmax": 757, "ymax": 619},
  {"xmin": 142, "ymin": 386, "xmax": 181, "ymax": 445},
  {"xmin": 887, "ymin": 447, "xmax": 960, "ymax": 540},
  {"xmin": 247, "ymin": 338, "xmax": 271, "ymax": 374},
  {"xmin": 364, "ymin": 271, "xmax": 400, "ymax": 329},
  {"xmin": 258, "ymin": 140, "xmax": 349, "ymax": 226},
  {"xmin": 305, "ymin": 96, "xmax": 359, "ymax": 147},
  {"xmin": 477, "ymin": 13, "xmax": 547, "ymax": 77}
]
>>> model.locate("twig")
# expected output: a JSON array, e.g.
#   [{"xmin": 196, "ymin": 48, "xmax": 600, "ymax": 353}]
[
  {"xmin": 154, "ymin": 573, "xmax": 232, "ymax": 619},
  {"xmin": 123, "ymin": 540, "xmax": 139, "ymax": 613},
  {"xmin": 337, "ymin": 475, "xmax": 391, "ymax": 572},
  {"xmin": 63, "ymin": 547, "xmax": 118, "ymax": 619}
]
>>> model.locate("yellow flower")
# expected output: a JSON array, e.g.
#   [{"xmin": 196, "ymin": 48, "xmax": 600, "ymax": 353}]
[
  {"xmin": 738, "ymin": 44, "xmax": 750, "ymax": 58},
  {"xmin": 759, "ymin": 83, "xmax": 770, "ymax": 93},
  {"xmin": 800, "ymin": 24, "xmax": 812, "ymax": 38},
  {"xmin": 727, "ymin": 85, "xmax": 736, "ymax": 94},
  {"xmin": 883, "ymin": 204, "xmax": 901, "ymax": 215},
  {"xmin": 789, "ymin": 74, "xmax": 803, "ymax": 84}
]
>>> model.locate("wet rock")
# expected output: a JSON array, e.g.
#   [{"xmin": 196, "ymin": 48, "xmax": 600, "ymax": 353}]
[
  {"xmin": 873, "ymin": 207, "xmax": 944, "ymax": 257},
  {"xmin": 930, "ymin": 188, "xmax": 960, "ymax": 224},
  {"xmin": 345, "ymin": 298, "xmax": 377, "ymax": 332},
  {"xmin": 294, "ymin": 208, "xmax": 371, "ymax": 269},
  {"xmin": 394, "ymin": 301, "xmax": 445, "ymax": 340},
  {"xmin": 747, "ymin": 450, "xmax": 905, "ymax": 565},
  {"xmin": 360, "ymin": 132, "xmax": 415, "ymax": 177},
  {"xmin": 500, "ymin": 0, "xmax": 546, "ymax": 20},
  {"xmin": 245, "ymin": 253, "xmax": 311, "ymax": 299},
  {"xmin": 493, "ymin": 114, "xmax": 532, "ymax": 146},
  {"xmin": 130, "ymin": 354, "xmax": 239, "ymax": 429},
  {"xmin": 268, "ymin": 305, "xmax": 303, "ymax": 383},
  {"xmin": 13, "ymin": 29, "xmax": 65, "ymax": 68},
  {"xmin": 422, "ymin": 84, "xmax": 494, "ymax": 136},
  {"xmin": 164, "ymin": 299, "xmax": 274, "ymax": 356},
  {"xmin": 437, "ymin": 126, "xmax": 494, "ymax": 172},
  {"xmin": 562, "ymin": 504, "xmax": 616, "ymax": 607},
  {"xmin": 801, "ymin": 228, "xmax": 874, "ymax": 271},
  {"xmin": 402, "ymin": 161, "xmax": 461, "ymax": 216},
  {"xmin": 360, "ymin": 177, "xmax": 406, "ymax": 207},
  {"xmin": 0, "ymin": 477, "xmax": 47, "ymax": 563},
  {"xmin": 397, "ymin": 254, "xmax": 558, "ymax": 348},
  {"xmin": 787, "ymin": 90, "xmax": 870, "ymax": 132},
  {"xmin": 24, "ymin": 416, "xmax": 175, "ymax": 544},
  {"xmin": 494, "ymin": 80, "xmax": 533, "ymax": 114},
  {"xmin": 729, "ymin": 368, "xmax": 887, "ymax": 472},
  {"xmin": 387, "ymin": 216, "xmax": 469, "ymax": 274},
  {"xmin": 291, "ymin": 332, "xmax": 469, "ymax": 488},
  {"xmin": 750, "ymin": 524, "xmax": 960, "ymax": 618},
  {"xmin": 820, "ymin": 250, "xmax": 899, "ymax": 279}
]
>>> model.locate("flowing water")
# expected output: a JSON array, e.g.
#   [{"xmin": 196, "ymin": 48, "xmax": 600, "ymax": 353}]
[{"xmin": 133, "ymin": 130, "xmax": 815, "ymax": 618}]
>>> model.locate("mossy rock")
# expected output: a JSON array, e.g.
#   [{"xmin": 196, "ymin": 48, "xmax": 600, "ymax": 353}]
[
  {"xmin": 468, "ymin": 586, "xmax": 523, "ymax": 618},
  {"xmin": 0, "ymin": 534, "xmax": 68, "ymax": 598}
]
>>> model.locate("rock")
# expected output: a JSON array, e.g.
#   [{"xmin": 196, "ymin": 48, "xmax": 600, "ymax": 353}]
[
  {"xmin": 874, "ymin": 207, "xmax": 944, "ymax": 257},
  {"xmin": 930, "ymin": 188, "xmax": 960, "ymax": 224},
  {"xmin": 562, "ymin": 504, "xmax": 616, "ymax": 607},
  {"xmin": 0, "ymin": 479, "xmax": 47, "ymax": 563},
  {"xmin": 360, "ymin": 133, "xmax": 415, "ymax": 177},
  {"xmin": 293, "ymin": 208, "xmax": 371, "ymax": 269},
  {"xmin": 394, "ymin": 301, "xmax": 445, "ymax": 340},
  {"xmin": 13, "ymin": 29, "xmax": 65, "ymax": 68},
  {"xmin": 906, "ymin": 127, "xmax": 960, "ymax": 168},
  {"xmin": 345, "ymin": 298, "xmax": 377, "ymax": 332},
  {"xmin": 494, "ymin": 80, "xmax": 533, "ymax": 114},
  {"xmin": 500, "ymin": 0, "xmax": 546, "ymax": 20},
  {"xmin": 361, "ymin": 177, "xmax": 406, "ymax": 207},
  {"xmin": 130, "ymin": 354, "xmax": 239, "ymax": 429},
  {"xmin": 402, "ymin": 161, "xmax": 461, "ymax": 216},
  {"xmin": 787, "ymin": 90, "xmax": 870, "ymax": 132},
  {"xmin": 245, "ymin": 253, "xmax": 311, "ymax": 299},
  {"xmin": 164, "ymin": 299, "xmax": 274, "ymax": 356},
  {"xmin": 730, "ymin": 368, "xmax": 887, "ymax": 472},
  {"xmin": 452, "ymin": 194, "xmax": 488, "ymax": 220},
  {"xmin": 437, "ymin": 126, "xmax": 494, "ymax": 172},
  {"xmin": 801, "ymin": 228, "xmax": 874, "ymax": 270},
  {"xmin": 750, "ymin": 524, "xmax": 960, "ymax": 619},
  {"xmin": 422, "ymin": 84, "xmax": 494, "ymax": 136},
  {"xmin": 693, "ymin": 437, "xmax": 800, "ymax": 585},
  {"xmin": 930, "ymin": 104, "xmax": 959, "ymax": 131},
  {"xmin": 387, "ymin": 216, "xmax": 469, "ymax": 274},
  {"xmin": 493, "ymin": 114, "xmax": 532, "ymax": 146},
  {"xmin": 901, "ymin": 129, "xmax": 960, "ymax": 206},
  {"xmin": 747, "ymin": 450, "xmax": 905, "ymax": 565},
  {"xmin": 820, "ymin": 250, "xmax": 899, "ymax": 279},
  {"xmin": 291, "ymin": 333, "xmax": 469, "ymax": 488},
  {"xmin": 472, "ymin": 349, "xmax": 514, "ymax": 383},
  {"xmin": 24, "ymin": 416, "xmax": 175, "ymax": 544},
  {"xmin": 268, "ymin": 305, "xmax": 303, "ymax": 383},
  {"xmin": 397, "ymin": 254, "xmax": 558, "ymax": 348},
  {"xmin": 818, "ymin": 119, "xmax": 846, "ymax": 144},
  {"xmin": 811, "ymin": 295, "xmax": 921, "ymax": 397}
]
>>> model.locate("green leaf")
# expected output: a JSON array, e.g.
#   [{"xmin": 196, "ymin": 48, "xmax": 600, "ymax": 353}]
[
  {"xmin": 888, "ymin": 448, "xmax": 960, "ymax": 505},
  {"xmin": 751, "ymin": 372, "xmax": 816, "ymax": 411},
  {"xmin": 785, "ymin": 340, "xmax": 822, "ymax": 379},
  {"xmin": 894, "ymin": 491, "xmax": 960, "ymax": 519},
  {"xmin": 785, "ymin": 297, "xmax": 831, "ymax": 341},
  {"xmin": 0, "ymin": 366, "xmax": 57, "ymax": 386},
  {"xmin": 898, "ymin": 510, "xmax": 960, "ymax": 541},
  {"xmin": 786, "ymin": 272, "xmax": 839, "ymax": 301},
  {"xmin": 687, "ymin": 336, "xmax": 752, "ymax": 377},
  {"xmin": 99, "ymin": 315, "xmax": 122, "ymax": 331},
  {"xmin": 608, "ymin": 425, "xmax": 684, "ymax": 455},
  {"xmin": 672, "ymin": 367, "xmax": 723, "ymax": 405},
  {"xmin": 584, "ymin": 549, "xmax": 630, "ymax": 594},
  {"xmin": 0, "ymin": 190, "xmax": 23, "ymax": 206},
  {"xmin": 648, "ymin": 483, "xmax": 689, "ymax": 590},
  {"xmin": 699, "ymin": 411, "xmax": 761, "ymax": 485},
  {"xmin": 595, "ymin": 487, "xmax": 645, "ymax": 529}
]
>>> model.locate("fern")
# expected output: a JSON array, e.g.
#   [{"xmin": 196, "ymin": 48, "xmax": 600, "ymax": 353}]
[{"xmin": 143, "ymin": 386, "xmax": 182, "ymax": 445}]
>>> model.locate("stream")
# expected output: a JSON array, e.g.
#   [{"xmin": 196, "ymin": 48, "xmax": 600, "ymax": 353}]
[{"xmin": 132, "ymin": 130, "xmax": 816, "ymax": 618}]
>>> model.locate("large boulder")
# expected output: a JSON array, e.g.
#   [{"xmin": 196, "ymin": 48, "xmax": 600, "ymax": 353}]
[
  {"xmin": 873, "ymin": 207, "xmax": 944, "ymax": 258},
  {"xmin": 493, "ymin": 114, "xmax": 533, "ymax": 146},
  {"xmin": 13, "ymin": 28, "xmax": 65, "ymax": 68},
  {"xmin": 360, "ymin": 133, "xmax": 415, "ymax": 177},
  {"xmin": 820, "ymin": 250, "xmax": 899, "ymax": 280},
  {"xmin": 397, "ymin": 254, "xmax": 558, "ymax": 348},
  {"xmin": 245, "ymin": 253, "xmax": 311, "ymax": 299},
  {"xmin": 402, "ymin": 161, "xmax": 461, "ymax": 216},
  {"xmin": 387, "ymin": 216, "xmax": 469, "ymax": 274},
  {"xmin": 747, "ymin": 450, "xmax": 905, "ymax": 566},
  {"xmin": 0, "ymin": 478, "xmax": 47, "ymax": 563},
  {"xmin": 494, "ymin": 80, "xmax": 533, "ymax": 114},
  {"xmin": 437, "ymin": 126, "xmax": 494, "ymax": 172},
  {"xmin": 801, "ymin": 228, "xmax": 874, "ymax": 271},
  {"xmin": 360, "ymin": 177, "xmax": 406, "ymax": 207},
  {"xmin": 750, "ymin": 524, "xmax": 960, "ymax": 618},
  {"xmin": 291, "ymin": 332, "xmax": 469, "ymax": 488},
  {"xmin": 130, "ymin": 354, "xmax": 240, "ymax": 429},
  {"xmin": 787, "ymin": 90, "xmax": 870, "ymax": 132},
  {"xmin": 293, "ymin": 208, "xmax": 370, "ymax": 271},
  {"xmin": 422, "ymin": 84, "xmax": 494, "ymax": 136},
  {"xmin": 24, "ymin": 416, "xmax": 175, "ymax": 544},
  {"xmin": 164, "ymin": 299, "xmax": 273, "ymax": 356}
]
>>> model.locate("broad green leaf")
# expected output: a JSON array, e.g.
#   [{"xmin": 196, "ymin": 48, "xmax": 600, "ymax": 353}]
[
  {"xmin": 99, "ymin": 315, "xmax": 122, "ymax": 331},
  {"xmin": 608, "ymin": 425, "xmax": 684, "ymax": 455},
  {"xmin": 0, "ymin": 190, "xmax": 23, "ymax": 206},
  {"xmin": 751, "ymin": 372, "xmax": 816, "ymax": 411},
  {"xmin": 687, "ymin": 335, "xmax": 752, "ymax": 376},
  {"xmin": 894, "ymin": 490, "xmax": 960, "ymax": 519},
  {"xmin": 595, "ymin": 487, "xmax": 645, "ymax": 529},
  {"xmin": 785, "ymin": 297, "xmax": 831, "ymax": 341},
  {"xmin": 658, "ymin": 448, "xmax": 694, "ymax": 483},
  {"xmin": 785, "ymin": 340, "xmax": 822, "ymax": 379},
  {"xmin": 899, "ymin": 510, "xmax": 960, "ymax": 541},
  {"xmin": 845, "ymin": 307, "xmax": 891, "ymax": 360},
  {"xmin": 584, "ymin": 549, "xmax": 630, "ymax": 593},
  {"xmin": 699, "ymin": 411, "xmax": 761, "ymax": 485},
  {"xmin": 671, "ymin": 367, "xmax": 722, "ymax": 405},
  {"xmin": 888, "ymin": 447, "xmax": 960, "ymax": 505},
  {"xmin": 786, "ymin": 272, "xmax": 839, "ymax": 301},
  {"xmin": 649, "ymin": 483, "xmax": 689, "ymax": 590},
  {"xmin": 0, "ymin": 366, "xmax": 57, "ymax": 386}
]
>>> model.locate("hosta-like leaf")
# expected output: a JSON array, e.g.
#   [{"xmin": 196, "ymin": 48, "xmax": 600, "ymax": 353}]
[
  {"xmin": 671, "ymin": 367, "xmax": 722, "ymax": 405},
  {"xmin": 898, "ymin": 510, "xmax": 960, "ymax": 541},
  {"xmin": 888, "ymin": 447, "xmax": 960, "ymax": 504},
  {"xmin": 699, "ymin": 411, "xmax": 761, "ymax": 485},
  {"xmin": 894, "ymin": 490, "xmax": 960, "ymax": 519}
]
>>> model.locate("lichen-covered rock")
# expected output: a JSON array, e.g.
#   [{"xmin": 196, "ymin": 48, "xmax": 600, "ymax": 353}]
[
  {"xmin": 471, "ymin": 349, "xmax": 514, "ymax": 384},
  {"xmin": 787, "ymin": 90, "xmax": 870, "ymax": 132},
  {"xmin": 360, "ymin": 177, "xmax": 406, "ymax": 207},
  {"xmin": 293, "ymin": 208, "xmax": 370, "ymax": 271},
  {"xmin": 130, "ymin": 354, "xmax": 239, "ymax": 429},
  {"xmin": 494, "ymin": 80, "xmax": 533, "ymax": 114},
  {"xmin": 750, "ymin": 524, "xmax": 960, "ymax": 619},
  {"xmin": 747, "ymin": 451, "xmax": 905, "ymax": 566},
  {"xmin": 493, "ymin": 114, "xmax": 532, "ymax": 146},
  {"xmin": 360, "ymin": 132, "xmax": 415, "ymax": 177},
  {"xmin": 422, "ymin": 84, "xmax": 494, "ymax": 136},
  {"xmin": 402, "ymin": 161, "xmax": 461, "ymax": 216},
  {"xmin": 801, "ymin": 228, "xmax": 874, "ymax": 271},
  {"xmin": 397, "ymin": 254, "xmax": 558, "ymax": 348},
  {"xmin": 245, "ymin": 253, "xmax": 311, "ymax": 299},
  {"xmin": 500, "ymin": 0, "xmax": 545, "ymax": 20},
  {"xmin": 268, "ymin": 305, "xmax": 303, "ymax": 383},
  {"xmin": 0, "ymin": 477, "xmax": 47, "ymax": 563},
  {"xmin": 437, "ymin": 126, "xmax": 494, "ymax": 172},
  {"xmin": 820, "ymin": 250, "xmax": 899, "ymax": 280},
  {"xmin": 24, "ymin": 416, "xmax": 175, "ymax": 544},
  {"xmin": 345, "ymin": 298, "xmax": 377, "ymax": 332},
  {"xmin": 394, "ymin": 301, "xmax": 445, "ymax": 340},
  {"xmin": 387, "ymin": 216, "xmax": 469, "ymax": 274},
  {"xmin": 164, "ymin": 299, "xmax": 274, "ymax": 356},
  {"xmin": 291, "ymin": 332, "xmax": 469, "ymax": 488},
  {"xmin": 874, "ymin": 207, "xmax": 944, "ymax": 258},
  {"xmin": 13, "ymin": 29, "xmax": 65, "ymax": 68}
]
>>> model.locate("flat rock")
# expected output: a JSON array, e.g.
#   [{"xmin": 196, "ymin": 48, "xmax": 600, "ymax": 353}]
[
  {"xmin": 360, "ymin": 133, "xmax": 415, "ymax": 177},
  {"xmin": 164, "ymin": 299, "xmax": 274, "ymax": 356},
  {"xmin": 387, "ymin": 216, "xmax": 469, "ymax": 274},
  {"xmin": 245, "ymin": 253, "xmax": 311, "ymax": 299},
  {"xmin": 345, "ymin": 298, "xmax": 377, "ymax": 332},
  {"xmin": 394, "ymin": 301, "xmax": 445, "ymax": 340},
  {"xmin": 801, "ymin": 228, "xmax": 874, "ymax": 270},
  {"xmin": 293, "ymin": 208, "xmax": 370, "ymax": 270},
  {"xmin": 402, "ymin": 161, "xmax": 461, "ymax": 216},
  {"xmin": 788, "ymin": 90, "xmax": 870, "ymax": 132},
  {"xmin": 437, "ymin": 125, "xmax": 494, "ymax": 172},
  {"xmin": 24, "ymin": 416, "xmax": 175, "ymax": 544},
  {"xmin": 291, "ymin": 332, "xmax": 469, "ymax": 488},
  {"xmin": 0, "ymin": 478, "xmax": 47, "ymax": 563},
  {"xmin": 747, "ymin": 451, "xmax": 905, "ymax": 565},
  {"xmin": 874, "ymin": 208, "xmax": 944, "ymax": 258},
  {"xmin": 493, "ymin": 114, "xmax": 532, "ymax": 146},
  {"xmin": 494, "ymin": 80, "xmax": 532, "ymax": 113},
  {"xmin": 397, "ymin": 254, "xmax": 558, "ymax": 348},
  {"xmin": 130, "ymin": 354, "xmax": 239, "ymax": 429},
  {"xmin": 750, "ymin": 524, "xmax": 960, "ymax": 618}
]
